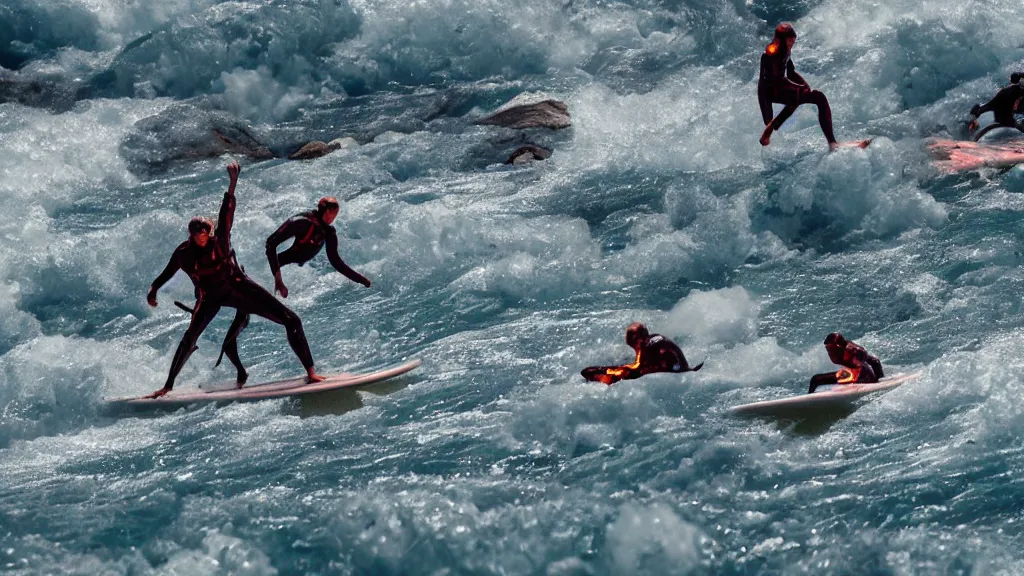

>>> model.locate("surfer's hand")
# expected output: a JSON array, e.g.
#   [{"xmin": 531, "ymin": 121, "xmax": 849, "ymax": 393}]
[
  {"xmin": 969, "ymin": 119, "xmax": 979, "ymax": 132},
  {"xmin": 147, "ymin": 289, "xmax": 158, "ymax": 307},
  {"xmin": 226, "ymin": 161, "xmax": 241, "ymax": 183},
  {"xmin": 274, "ymin": 276, "xmax": 289, "ymax": 298},
  {"xmin": 146, "ymin": 386, "xmax": 171, "ymax": 399}
]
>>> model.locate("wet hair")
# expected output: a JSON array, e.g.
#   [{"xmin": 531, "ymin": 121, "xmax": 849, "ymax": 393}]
[
  {"xmin": 317, "ymin": 196, "xmax": 340, "ymax": 215},
  {"xmin": 625, "ymin": 322, "xmax": 650, "ymax": 347},
  {"xmin": 774, "ymin": 22, "xmax": 797, "ymax": 40},
  {"xmin": 824, "ymin": 332, "xmax": 847, "ymax": 347},
  {"xmin": 188, "ymin": 216, "xmax": 213, "ymax": 236},
  {"xmin": 1012, "ymin": 72, "xmax": 1023, "ymax": 85}
]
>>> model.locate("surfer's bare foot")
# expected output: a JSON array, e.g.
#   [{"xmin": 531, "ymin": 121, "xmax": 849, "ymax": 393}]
[
  {"xmin": 829, "ymin": 141, "xmax": 839, "ymax": 152},
  {"xmin": 306, "ymin": 368, "xmax": 326, "ymax": 383},
  {"xmin": 235, "ymin": 370, "xmax": 248, "ymax": 389},
  {"xmin": 759, "ymin": 125, "xmax": 773, "ymax": 146},
  {"xmin": 147, "ymin": 386, "xmax": 171, "ymax": 399}
]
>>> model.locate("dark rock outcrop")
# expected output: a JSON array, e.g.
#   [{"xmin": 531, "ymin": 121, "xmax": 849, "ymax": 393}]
[
  {"xmin": 120, "ymin": 104, "xmax": 275, "ymax": 176},
  {"xmin": 474, "ymin": 93, "xmax": 571, "ymax": 130}
]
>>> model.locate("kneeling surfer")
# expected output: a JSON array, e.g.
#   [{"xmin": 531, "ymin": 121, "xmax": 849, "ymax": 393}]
[
  {"xmin": 968, "ymin": 73, "xmax": 1024, "ymax": 140},
  {"xmin": 808, "ymin": 332, "xmax": 884, "ymax": 394},
  {"xmin": 581, "ymin": 323, "xmax": 703, "ymax": 385}
]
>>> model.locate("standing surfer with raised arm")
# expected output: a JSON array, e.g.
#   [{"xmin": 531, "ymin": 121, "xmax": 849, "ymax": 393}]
[
  {"xmin": 145, "ymin": 162, "xmax": 325, "ymax": 399},
  {"xmin": 758, "ymin": 23, "xmax": 865, "ymax": 151}
]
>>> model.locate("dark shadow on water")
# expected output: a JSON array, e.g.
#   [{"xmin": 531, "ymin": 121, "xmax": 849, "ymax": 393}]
[
  {"xmin": 734, "ymin": 404, "xmax": 860, "ymax": 437},
  {"xmin": 298, "ymin": 376, "xmax": 414, "ymax": 418},
  {"xmin": 781, "ymin": 405, "xmax": 858, "ymax": 436}
]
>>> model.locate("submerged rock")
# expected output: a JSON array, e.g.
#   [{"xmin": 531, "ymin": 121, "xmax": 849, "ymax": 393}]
[
  {"xmin": 0, "ymin": 70, "xmax": 80, "ymax": 112},
  {"xmin": 120, "ymin": 104, "xmax": 275, "ymax": 176},
  {"xmin": 328, "ymin": 137, "xmax": 359, "ymax": 150},
  {"xmin": 474, "ymin": 92, "xmax": 571, "ymax": 130},
  {"xmin": 288, "ymin": 141, "xmax": 331, "ymax": 160},
  {"xmin": 505, "ymin": 145, "xmax": 552, "ymax": 164},
  {"xmin": 288, "ymin": 137, "xmax": 359, "ymax": 160}
]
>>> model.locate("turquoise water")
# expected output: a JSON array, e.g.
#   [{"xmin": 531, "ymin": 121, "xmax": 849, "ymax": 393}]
[{"xmin": 2, "ymin": 0, "xmax": 1024, "ymax": 574}]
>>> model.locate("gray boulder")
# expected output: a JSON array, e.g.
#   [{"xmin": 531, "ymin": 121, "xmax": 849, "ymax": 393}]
[{"xmin": 475, "ymin": 92, "xmax": 571, "ymax": 130}]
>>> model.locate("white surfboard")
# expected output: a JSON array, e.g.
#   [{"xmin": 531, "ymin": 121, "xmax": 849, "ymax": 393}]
[
  {"xmin": 105, "ymin": 359, "xmax": 422, "ymax": 406},
  {"xmin": 728, "ymin": 371, "xmax": 922, "ymax": 417}
]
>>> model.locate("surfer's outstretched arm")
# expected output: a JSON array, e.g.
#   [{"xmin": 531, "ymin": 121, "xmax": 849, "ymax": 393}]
[
  {"xmin": 325, "ymin": 229, "xmax": 371, "ymax": 287},
  {"xmin": 147, "ymin": 247, "xmax": 184, "ymax": 306},
  {"xmin": 215, "ymin": 162, "xmax": 240, "ymax": 255},
  {"xmin": 785, "ymin": 59, "xmax": 808, "ymax": 88},
  {"xmin": 758, "ymin": 54, "xmax": 775, "ymax": 126}
]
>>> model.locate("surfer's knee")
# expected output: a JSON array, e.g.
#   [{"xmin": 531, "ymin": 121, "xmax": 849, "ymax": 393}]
[{"xmin": 808, "ymin": 90, "xmax": 829, "ymax": 106}]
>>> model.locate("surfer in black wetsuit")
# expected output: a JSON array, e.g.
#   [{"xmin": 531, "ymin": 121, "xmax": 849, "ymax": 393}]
[
  {"xmin": 208, "ymin": 197, "xmax": 371, "ymax": 382},
  {"xmin": 758, "ymin": 23, "xmax": 839, "ymax": 151},
  {"xmin": 581, "ymin": 322, "xmax": 703, "ymax": 385},
  {"xmin": 968, "ymin": 73, "xmax": 1024, "ymax": 141},
  {"xmin": 807, "ymin": 332, "xmax": 884, "ymax": 394},
  {"xmin": 145, "ymin": 162, "xmax": 325, "ymax": 399}
]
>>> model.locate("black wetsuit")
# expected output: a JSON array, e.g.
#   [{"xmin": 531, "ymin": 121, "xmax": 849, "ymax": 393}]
[
  {"xmin": 972, "ymin": 81, "xmax": 1024, "ymax": 140},
  {"xmin": 581, "ymin": 335, "xmax": 703, "ymax": 385},
  {"xmin": 758, "ymin": 42, "xmax": 837, "ymax": 144},
  {"xmin": 214, "ymin": 211, "xmax": 366, "ymax": 377},
  {"xmin": 150, "ymin": 192, "xmax": 314, "ymax": 390},
  {"xmin": 808, "ymin": 341, "xmax": 884, "ymax": 393}
]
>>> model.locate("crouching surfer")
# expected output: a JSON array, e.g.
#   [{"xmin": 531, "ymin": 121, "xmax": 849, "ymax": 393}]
[
  {"xmin": 807, "ymin": 332, "xmax": 884, "ymax": 394},
  {"xmin": 581, "ymin": 322, "xmax": 703, "ymax": 385},
  {"xmin": 968, "ymin": 73, "xmax": 1024, "ymax": 140},
  {"xmin": 203, "ymin": 195, "xmax": 372, "ymax": 386}
]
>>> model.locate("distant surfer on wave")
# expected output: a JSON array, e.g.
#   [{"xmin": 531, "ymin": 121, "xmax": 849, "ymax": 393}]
[
  {"xmin": 581, "ymin": 322, "xmax": 703, "ymax": 385},
  {"xmin": 145, "ymin": 162, "xmax": 325, "ymax": 399},
  {"xmin": 808, "ymin": 332, "xmax": 884, "ymax": 394},
  {"xmin": 758, "ymin": 23, "xmax": 862, "ymax": 152},
  {"xmin": 207, "ymin": 196, "xmax": 372, "ymax": 383},
  {"xmin": 968, "ymin": 73, "xmax": 1024, "ymax": 141}
]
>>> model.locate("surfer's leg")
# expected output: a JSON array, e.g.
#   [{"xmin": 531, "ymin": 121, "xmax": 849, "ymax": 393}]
[
  {"xmin": 770, "ymin": 104, "xmax": 799, "ymax": 131},
  {"xmin": 803, "ymin": 90, "xmax": 837, "ymax": 145},
  {"xmin": 217, "ymin": 309, "xmax": 250, "ymax": 386},
  {"xmin": 231, "ymin": 279, "xmax": 316, "ymax": 373},
  {"xmin": 868, "ymin": 358, "xmax": 884, "ymax": 379},
  {"xmin": 164, "ymin": 298, "xmax": 221, "ymax": 390},
  {"xmin": 808, "ymin": 372, "xmax": 838, "ymax": 394},
  {"xmin": 856, "ymin": 363, "xmax": 878, "ymax": 384}
]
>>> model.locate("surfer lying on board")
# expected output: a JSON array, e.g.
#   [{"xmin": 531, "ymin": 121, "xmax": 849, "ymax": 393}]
[
  {"xmin": 145, "ymin": 162, "xmax": 325, "ymax": 399},
  {"xmin": 807, "ymin": 332, "xmax": 884, "ymax": 394},
  {"xmin": 203, "ymin": 196, "xmax": 372, "ymax": 384},
  {"xmin": 581, "ymin": 322, "xmax": 703, "ymax": 385},
  {"xmin": 968, "ymin": 73, "xmax": 1024, "ymax": 141},
  {"xmin": 758, "ymin": 23, "xmax": 864, "ymax": 152}
]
